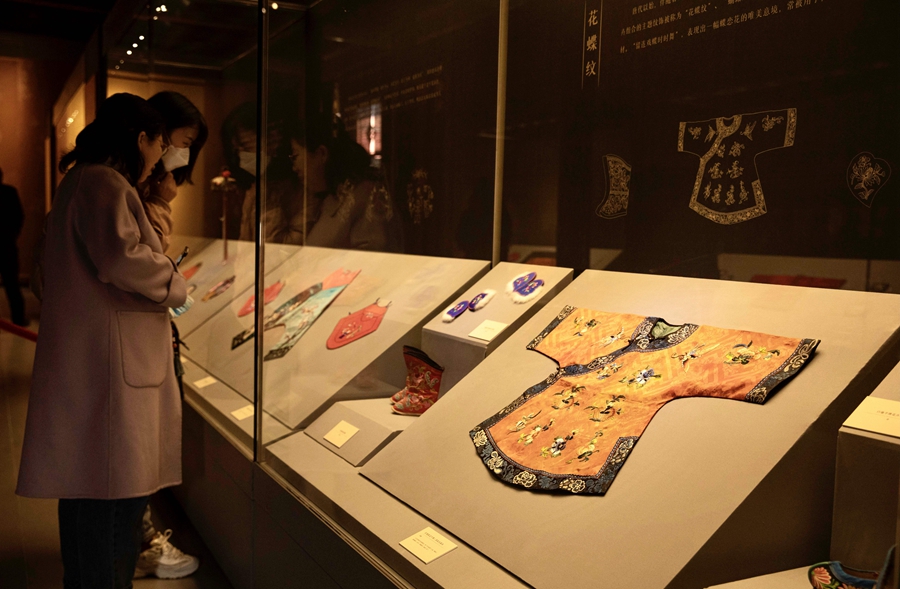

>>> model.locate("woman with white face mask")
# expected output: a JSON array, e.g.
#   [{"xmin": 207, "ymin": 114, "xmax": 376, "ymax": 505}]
[
  {"xmin": 17, "ymin": 93, "xmax": 187, "ymax": 587},
  {"xmin": 139, "ymin": 92, "xmax": 209, "ymax": 253}
]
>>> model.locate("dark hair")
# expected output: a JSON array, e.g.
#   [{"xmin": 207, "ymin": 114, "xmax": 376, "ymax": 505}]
[
  {"xmin": 147, "ymin": 91, "xmax": 208, "ymax": 185},
  {"xmin": 59, "ymin": 93, "xmax": 166, "ymax": 186},
  {"xmin": 288, "ymin": 114, "xmax": 372, "ymax": 194}
]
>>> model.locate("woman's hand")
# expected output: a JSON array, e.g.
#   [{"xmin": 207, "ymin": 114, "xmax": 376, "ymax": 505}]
[{"xmin": 154, "ymin": 172, "xmax": 178, "ymax": 203}]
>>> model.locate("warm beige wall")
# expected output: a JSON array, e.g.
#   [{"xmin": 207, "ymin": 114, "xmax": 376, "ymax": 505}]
[
  {"xmin": 0, "ymin": 57, "xmax": 55, "ymax": 279},
  {"xmin": 108, "ymin": 75, "xmax": 207, "ymax": 240}
]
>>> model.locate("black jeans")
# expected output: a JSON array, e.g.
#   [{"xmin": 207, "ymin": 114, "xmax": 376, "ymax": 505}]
[
  {"xmin": 58, "ymin": 496, "xmax": 150, "ymax": 589},
  {"xmin": 0, "ymin": 243, "xmax": 25, "ymax": 325}
]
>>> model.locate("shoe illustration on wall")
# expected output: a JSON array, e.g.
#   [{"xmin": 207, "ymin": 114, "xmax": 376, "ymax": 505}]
[
  {"xmin": 847, "ymin": 152, "xmax": 891, "ymax": 208},
  {"xmin": 595, "ymin": 154, "xmax": 632, "ymax": 219},
  {"xmin": 678, "ymin": 108, "xmax": 796, "ymax": 225}
]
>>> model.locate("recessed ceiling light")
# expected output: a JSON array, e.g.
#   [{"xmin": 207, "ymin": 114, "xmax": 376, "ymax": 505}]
[
  {"xmin": 127, "ymin": 50, "xmax": 132, "ymax": 55},
  {"xmin": 139, "ymin": 36, "xmax": 144, "ymax": 40}
]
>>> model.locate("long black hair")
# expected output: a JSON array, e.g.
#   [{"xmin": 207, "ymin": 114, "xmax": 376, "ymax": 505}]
[
  {"xmin": 59, "ymin": 93, "xmax": 166, "ymax": 186},
  {"xmin": 147, "ymin": 91, "xmax": 208, "ymax": 185}
]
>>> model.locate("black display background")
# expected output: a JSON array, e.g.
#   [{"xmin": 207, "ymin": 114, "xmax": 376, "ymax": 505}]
[{"xmin": 505, "ymin": 0, "xmax": 898, "ymax": 273}]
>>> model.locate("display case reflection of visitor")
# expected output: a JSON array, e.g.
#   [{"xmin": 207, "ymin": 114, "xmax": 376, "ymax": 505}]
[
  {"xmin": 290, "ymin": 117, "xmax": 400, "ymax": 251},
  {"xmin": 135, "ymin": 90, "xmax": 206, "ymax": 580},
  {"xmin": 139, "ymin": 91, "xmax": 209, "ymax": 254},
  {"xmin": 237, "ymin": 113, "xmax": 400, "ymax": 251},
  {"xmin": 16, "ymin": 93, "xmax": 187, "ymax": 587}
]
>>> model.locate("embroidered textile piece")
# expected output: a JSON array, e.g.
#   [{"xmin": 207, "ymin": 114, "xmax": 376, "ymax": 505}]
[
  {"xmin": 230, "ymin": 268, "xmax": 359, "ymax": 360},
  {"xmin": 470, "ymin": 306, "xmax": 819, "ymax": 495},
  {"xmin": 201, "ymin": 276, "xmax": 235, "ymax": 302},
  {"xmin": 182, "ymin": 263, "xmax": 202, "ymax": 280},
  {"xmin": 847, "ymin": 152, "xmax": 891, "ymax": 208},
  {"xmin": 326, "ymin": 300, "xmax": 389, "ymax": 349},
  {"xmin": 237, "ymin": 281, "xmax": 285, "ymax": 318},
  {"xmin": 596, "ymin": 154, "xmax": 632, "ymax": 219},
  {"xmin": 678, "ymin": 108, "xmax": 796, "ymax": 225}
]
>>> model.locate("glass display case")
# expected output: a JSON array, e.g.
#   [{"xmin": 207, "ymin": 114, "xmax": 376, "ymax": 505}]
[{"xmin": 53, "ymin": 0, "xmax": 900, "ymax": 587}]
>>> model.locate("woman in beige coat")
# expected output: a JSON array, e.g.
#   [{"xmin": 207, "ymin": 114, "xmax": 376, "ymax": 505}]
[{"xmin": 16, "ymin": 93, "xmax": 187, "ymax": 588}]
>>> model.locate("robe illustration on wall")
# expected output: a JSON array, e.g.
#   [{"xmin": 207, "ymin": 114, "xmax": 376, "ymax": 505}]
[
  {"xmin": 678, "ymin": 108, "xmax": 796, "ymax": 224},
  {"xmin": 595, "ymin": 155, "xmax": 632, "ymax": 219},
  {"xmin": 231, "ymin": 268, "xmax": 360, "ymax": 360},
  {"xmin": 847, "ymin": 152, "xmax": 891, "ymax": 208}
]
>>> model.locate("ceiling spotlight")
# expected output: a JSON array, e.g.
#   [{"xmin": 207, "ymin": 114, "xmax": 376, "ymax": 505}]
[
  {"xmin": 119, "ymin": 59, "xmax": 124, "ymax": 63},
  {"xmin": 115, "ymin": 66, "xmax": 120, "ymax": 69},
  {"xmin": 160, "ymin": 4, "xmax": 167, "ymax": 12},
  {"xmin": 132, "ymin": 43, "xmax": 138, "ymax": 47},
  {"xmin": 271, "ymin": 2, "xmax": 279, "ymax": 8},
  {"xmin": 155, "ymin": 6, "xmax": 160, "ymax": 11},
  {"xmin": 127, "ymin": 50, "xmax": 132, "ymax": 55},
  {"xmin": 139, "ymin": 35, "xmax": 144, "ymax": 40},
  {"xmin": 153, "ymin": 15, "xmax": 158, "ymax": 19}
]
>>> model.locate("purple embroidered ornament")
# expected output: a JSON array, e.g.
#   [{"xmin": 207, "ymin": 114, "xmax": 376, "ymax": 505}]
[
  {"xmin": 442, "ymin": 301, "xmax": 469, "ymax": 323},
  {"xmin": 468, "ymin": 289, "xmax": 496, "ymax": 312},
  {"xmin": 507, "ymin": 272, "xmax": 537, "ymax": 295}
]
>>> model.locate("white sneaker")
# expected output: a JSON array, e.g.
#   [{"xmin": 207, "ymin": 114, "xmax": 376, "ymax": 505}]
[{"xmin": 134, "ymin": 529, "xmax": 200, "ymax": 579}]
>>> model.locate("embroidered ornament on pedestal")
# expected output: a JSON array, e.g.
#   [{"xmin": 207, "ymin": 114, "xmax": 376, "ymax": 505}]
[
  {"xmin": 326, "ymin": 300, "xmax": 390, "ymax": 349},
  {"xmin": 507, "ymin": 272, "xmax": 544, "ymax": 304},
  {"xmin": 237, "ymin": 280, "xmax": 285, "ymax": 317},
  {"xmin": 507, "ymin": 272, "xmax": 537, "ymax": 295},
  {"xmin": 442, "ymin": 301, "xmax": 469, "ymax": 323},
  {"xmin": 202, "ymin": 276, "xmax": 235, "ymax": 302},
  {"xmin": 468, "ymin": 290, "xmax": 496, "ymax": 311}
]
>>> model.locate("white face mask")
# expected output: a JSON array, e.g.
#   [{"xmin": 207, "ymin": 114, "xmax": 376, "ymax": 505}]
[
  {"xmin": 161, "ymin": 146, "xmax": 191, "ymax": 172},
  {"xmin": 238, "ymin": 151, "xmax": 270, "ymax": 177}
]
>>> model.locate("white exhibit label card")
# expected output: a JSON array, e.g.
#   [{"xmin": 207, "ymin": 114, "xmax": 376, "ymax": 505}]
[
  {"xmin": 324, "ymin": 420, "xmax": 360, "ymax": 448},
  {"xmin": 231, "ymin": 405, "xmax": 255, "ymax": 421},
  {"xmin": 844, "ymin": 397, "xmax": 900, "ymax": 439},
  {"xmin": 193, "ymin": 376, "xmax": 217, "ymax": 389},
  {"xmin": 468, "ymin": 320, "xmax": 508, "ymax": 342},
  {"xmin": 400, "ymin": 527, "xmax": 458, "ymax": 564}
]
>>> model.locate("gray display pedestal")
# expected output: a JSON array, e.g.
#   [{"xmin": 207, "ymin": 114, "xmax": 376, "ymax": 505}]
[
  {"xmin": 184, "ymin": 247, "xmax": 488, "ymax": 430},
  {"xmin": 705, "ymin": 567, "xmax": 808, "ymax": 588},
  {"xmin": 361, "ymin": 270, "xmax": 900, "ymax": 589},
  {"xmin": 420, "ymin": 262, "xmax": 572, "ymax": 393},
  {"xmin": 304, "ymin": 399, "xmax": 417, "ymax": 467},
  {"xmin": 831, "ymin": 362, "xmax": 900, "ymax": 570}
]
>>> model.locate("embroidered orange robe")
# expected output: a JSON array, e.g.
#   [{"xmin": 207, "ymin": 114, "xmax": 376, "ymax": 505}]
[{"xmin": 470, "ymin": 306, "xmax": 819, "ymax": 494}]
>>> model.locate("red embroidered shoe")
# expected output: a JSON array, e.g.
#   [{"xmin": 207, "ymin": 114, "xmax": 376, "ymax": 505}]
[{"xmin": 390, "ymin": 346, "xmax": 444, "ymax": 416}]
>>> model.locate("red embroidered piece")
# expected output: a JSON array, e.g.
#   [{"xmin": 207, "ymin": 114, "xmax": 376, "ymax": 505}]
[
  {"xmin": 326, "ymin": 301, "xmax": 389, "ymax": 349},
  {"xmin": 237, "ymin": 281, "xmax": 285, "ymax": 317}
]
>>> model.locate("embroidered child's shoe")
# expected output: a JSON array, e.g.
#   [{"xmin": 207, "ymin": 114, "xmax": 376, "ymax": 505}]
[
  {"xmin": 389, "ymin": 346, "xmax": 444, "ymax": 414},
  {"xmin": 390, "ymin": 346, "xmax": 441, "ymax": 403}
]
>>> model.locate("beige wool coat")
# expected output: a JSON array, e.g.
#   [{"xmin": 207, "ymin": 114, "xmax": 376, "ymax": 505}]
[{"xmin": 16, "ymin": 164, "xmax": 187, "ymax": 499}]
